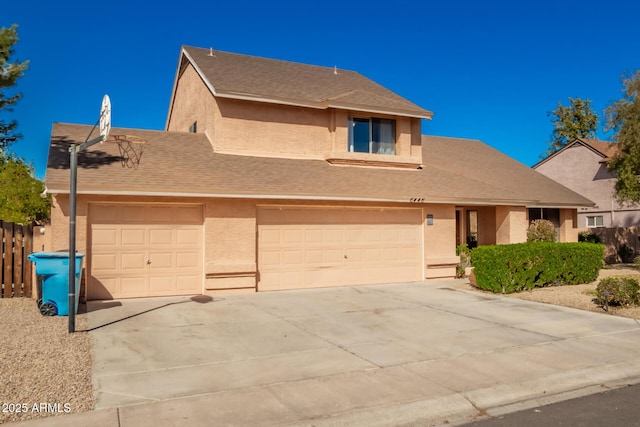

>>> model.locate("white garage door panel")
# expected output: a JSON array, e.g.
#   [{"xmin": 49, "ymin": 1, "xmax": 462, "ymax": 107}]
[
  {"xmin": 89, "ymin": 204, "xmax": 203, "ymax": 300},
  {"xmin": 258, "ymin": 207, "xmax": 423, "ymax": 291}
]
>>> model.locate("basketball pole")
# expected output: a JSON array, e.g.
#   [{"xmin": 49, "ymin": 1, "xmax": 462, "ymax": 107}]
[
  {"xmin": 68, "ymin": 95, "xmax": 110, "ymax": 333},
  {"xmin": 68, "ymin": 130, "xmax": 105, "ymax": 333}
]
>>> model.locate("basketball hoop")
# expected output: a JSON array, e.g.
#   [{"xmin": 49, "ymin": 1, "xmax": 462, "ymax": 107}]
[{"xmin": 105, "ymin": 134, "xmax": 147, "ymax": 168}]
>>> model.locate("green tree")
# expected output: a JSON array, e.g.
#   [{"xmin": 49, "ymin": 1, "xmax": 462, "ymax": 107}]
[
  {"xmin": 606, "ymin": 71, "xmax": 640, "ymax": 204},
  {"xmin": 0, "ymin": 24, "xmax": 29, "ymax": 150},
  {"xmin": 544, "ymin": 97, "xmax": 599, "ymax": 157},
  {"xmin": 0, "ymin": 152, "xmax": 50, "ymax": 223}
]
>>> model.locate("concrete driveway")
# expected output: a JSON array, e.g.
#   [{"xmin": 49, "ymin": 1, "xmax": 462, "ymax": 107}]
[{"xmin": 82, "ymin": 280, "xmax": 640, "ymax": 426}]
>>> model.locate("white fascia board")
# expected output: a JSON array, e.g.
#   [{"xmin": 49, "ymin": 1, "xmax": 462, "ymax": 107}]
[
  {"xmin": 48, "ymin": 188, "xmax": 542, "ymax": 206},
  {"xmin": 52, "ymin": 189, "xmax": 409, "ymax": 203},
  {"xmin": 326, "ymin": 102, "xmax": 433, "ymax": 120},
  {"xmin": 527, "ymin": 203, "xmax": 595, "ymax": 209},
  {"xmin": 214, "ymin": 93, "xmax": 432, "ymax": 119},
  {"xmin": 215, "ymin": 91, "xmax": 325, "ymax": 110},
  {"xmin": 165, "ymin": 47, "xmax": 195, "ymax": 130},
  {"xmin": 182, "ymin": 48, "xmax": 220, "ymax": 97}
]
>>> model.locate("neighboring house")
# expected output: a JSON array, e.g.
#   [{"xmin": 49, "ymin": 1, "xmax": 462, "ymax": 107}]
[
  {"xmin": 534, "ymin": 138, "xmax": 640, "ymax": 262},
  {"xmin": 44, "ymin": 46, "xmax": 593, "ymax": 300},
  {"xmin": 533, "ymin": 138, "xmax": 628, "ymax": 228}
]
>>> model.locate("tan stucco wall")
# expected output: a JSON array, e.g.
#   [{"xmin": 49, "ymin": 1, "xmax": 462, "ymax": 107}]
[
  {"xmin": 214, "ymin": 98, "xmax": 331, "ymax": 157},
  {"xmin": 477, "ymin": 206, "xmax": 497, "ymax": 246},
  {"xmin": 32, "ymin": 222, "xmax": 51, "ymax": 254},
  {"xmin": 49, "ymin": 195, "xmax": 89, "ymax": 254},
  {"xmin": 53, "ymin": 192, "xmax": 585, "ymax": 295},
  {"xmin": 166, "ymin": 63, "xmax": 218, "ymax": 138},
  {"xmin": 495, "ymin": 206, "xmax": 527, "ymax": 244},
  {"xmin": 48, "ymin": 194, "xmax": 91, "ymax": 300},
  {"xmin": 423, "ymin": 204, "xmax": 459, "ymax": 278},
  {"xmin": 167, "ymin": 64, "xmax": 423, "ymax": 165},
  {"xmin": 204, "ymin": 199, "xmax": 257, "ymax": 291},
  {"xmin": 50, "ymin": 194, "xmax": 465, "ymax": 297},
  {"xmin": 558, "ymin": 208, "xmax": 579, "ymax": 242},
  {"xmin": 29, "ymin": 222, "xmax": 51, "ymax": 300}
]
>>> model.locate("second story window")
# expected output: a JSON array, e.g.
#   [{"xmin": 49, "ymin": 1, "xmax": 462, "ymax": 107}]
[{"xmin": 348, "ymin": 117, "xmax": 396, "ymax": 155}]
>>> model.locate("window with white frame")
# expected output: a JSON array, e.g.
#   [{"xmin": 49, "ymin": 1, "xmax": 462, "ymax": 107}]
[
  {"xmin": 348, "ymin": 117, "xmax": 396, "ymax": 155},
  {"xmin": 587, "ymin": 215, "xmax": 604, "ymax": 228}
]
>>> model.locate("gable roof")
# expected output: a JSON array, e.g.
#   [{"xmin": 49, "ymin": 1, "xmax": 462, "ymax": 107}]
[
  {"xmin": 533, "ymin": 138, "xmax": 619, "ymax": 168},
  {"xmin": 579, "ymin": 138, "xmax": 619, "ymax": 160},
  {"xmin": 421, "ymin": 135, "xmax": 594, "ymax": 208},
  {"xmin": 166, "ymin": 46, "xmax": 433, "ymax": 125},
  {"xmin": 46, "ymin": 123, "xmax": 593, "ymax": 208}
]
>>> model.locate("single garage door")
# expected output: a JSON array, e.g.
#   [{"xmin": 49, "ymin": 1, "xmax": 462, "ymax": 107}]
[
  {"xmin": 258, "ymin": 206, "xmax": 423, "ymax": 291},
  {"xmin": 88, "ymin": 204, "xmax": 203, "ymax": 299}
]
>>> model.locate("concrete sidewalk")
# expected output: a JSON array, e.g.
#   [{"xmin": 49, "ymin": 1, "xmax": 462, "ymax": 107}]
[{"xmin": 7, "ymin": 280, "xmax": 640, "ymax": 426}]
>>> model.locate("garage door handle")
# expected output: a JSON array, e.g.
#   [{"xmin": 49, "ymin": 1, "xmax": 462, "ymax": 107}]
[{"xmin": 146, "ymin": 259, "xmax": 152, "ymax": 265}]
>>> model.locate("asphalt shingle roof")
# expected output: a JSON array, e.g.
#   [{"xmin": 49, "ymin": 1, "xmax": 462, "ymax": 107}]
[
  {"xmin": 46, "ymin": 123, "xmax": 593, "ymax": 208},
  {"xmin": 422, "ymin": 135, "xmax": 594, "ymax": 207},
  {"xmin": 179, "ymin": 46, "xmax": 432, "ymax": 119}
]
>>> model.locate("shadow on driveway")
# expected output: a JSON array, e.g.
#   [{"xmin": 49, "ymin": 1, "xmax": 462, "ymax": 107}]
[{"xmin": 83, "ymin": 295, "xmax": 215, "ymax": 332}]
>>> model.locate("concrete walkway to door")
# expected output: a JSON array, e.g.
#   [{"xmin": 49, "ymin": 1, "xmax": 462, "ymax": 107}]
[{"xmin": 9, "ymin": 280, "xmax": 640, "ymax": 426}]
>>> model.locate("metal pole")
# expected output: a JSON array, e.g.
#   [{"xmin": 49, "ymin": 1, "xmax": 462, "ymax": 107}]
[{"xmin": 69, "ymin": 144, "xmax": 77, "ymax": 333}]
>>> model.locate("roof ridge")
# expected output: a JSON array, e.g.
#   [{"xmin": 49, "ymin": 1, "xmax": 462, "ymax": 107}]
[
  {"xmin": 183, "ymin": 45, "xmax": 359, "ymax": 75},
  {"xmin": 179, "ymin": 45, "xmax": 432, "ymax": 119},
  {"xmin": 422, "ymin": 134, "xmax": 483, "ymax": 143}
]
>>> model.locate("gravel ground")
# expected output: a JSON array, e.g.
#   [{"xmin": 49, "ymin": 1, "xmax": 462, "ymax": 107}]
[
  {"xmin": 455, "ymin": 265, "xmax": 640, "ymax": 320},
  {"xmin": 0, "ymin": 299, "xmax": 93, "ymax": 424}
]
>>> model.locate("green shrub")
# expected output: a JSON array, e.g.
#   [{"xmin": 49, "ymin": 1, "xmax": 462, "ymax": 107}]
[
  {"xmin": 595, "ymin": 277, "xmax": 640, "ymax": 308},
  {"xmin": 634, "ymin": 256, "xmax": 640, "ymax": 270},
  {"xmin": 579, "ymin": 231, "xmax": 601, "ymax": 244},
  {"xmin": 472, "ymin": 242, "xmax": 604, "ymax": 293},
  {"xmin": 456, "ymin": 243, "xmax": 472, "ymax": 278},
  {"xmin": 526, "ymin": 219, "xmax": 557, "ymax": 242}
]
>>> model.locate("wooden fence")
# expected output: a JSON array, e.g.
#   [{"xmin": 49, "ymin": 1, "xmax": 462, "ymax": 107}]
[
  {"xmin": 588, "ymin": 226, "xmax": 640, "ymax": 264},
  {"xmin": 1, "ymin": 220, "xmax": 33, "ymax": 298}
]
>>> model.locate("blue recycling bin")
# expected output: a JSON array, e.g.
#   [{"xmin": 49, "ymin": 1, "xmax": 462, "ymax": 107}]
[{"xmin": 27, "ymin": 252, "xmax": 84, "ymax": 316}]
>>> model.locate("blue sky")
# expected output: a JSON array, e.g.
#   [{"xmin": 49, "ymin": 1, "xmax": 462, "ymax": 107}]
[{"xmin": 4, "ymin": 1, "xmax": 639, "ymax": 178}]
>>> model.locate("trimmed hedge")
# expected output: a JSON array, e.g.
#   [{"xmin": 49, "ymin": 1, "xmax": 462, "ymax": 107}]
[{"xmin": 472, "ymin": 242, "xmax": 604, "ymax": 293}]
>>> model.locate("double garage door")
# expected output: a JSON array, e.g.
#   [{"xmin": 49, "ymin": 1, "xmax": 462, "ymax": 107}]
[
  {"xmin": 87, "ymin": 204, "xmax": 423, "ymax": 298},
  {"xmin": 88, "ymin": 204, "xmax": 203, "ymax": 300},
  {"xmin": 258, "ymin": 207, "xmax": 424, "ymax": 291}
]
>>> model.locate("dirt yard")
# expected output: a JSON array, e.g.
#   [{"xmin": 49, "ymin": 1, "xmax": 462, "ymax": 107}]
[
  {"xmin": 0, "ymin": 299, "xmax": 93, "ymax": 424},
  {"xmin": 455, "ymin": 264, "xmax": 640, "ymax": 320}
]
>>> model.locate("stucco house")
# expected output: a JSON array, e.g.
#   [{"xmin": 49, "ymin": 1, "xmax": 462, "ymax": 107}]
[
  {"xmin": 533, "ymin": 138, "xmax": 640, "ymax": 261},
  {"xmin": 532, "ymin": 138, "xmax": 628, "ymax": 228},
  {"xmin": 44, "ymin": 46, "xmax": 593, "ymax": 300}
]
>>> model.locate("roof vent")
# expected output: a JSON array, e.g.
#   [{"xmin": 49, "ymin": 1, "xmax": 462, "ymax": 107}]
[
  {"xmin": 334, "ymin": 65, "xmax": 338, "ymax": 75},
  {"xmin": 208, "ymin": 47, "xmax": 215, "ymax": 57}
]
